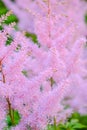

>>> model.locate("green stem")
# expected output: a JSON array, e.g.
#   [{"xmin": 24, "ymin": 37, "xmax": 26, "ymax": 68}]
[{"xmin": 54, "ymin": 117, "xmax": 57, "ymax": 130}]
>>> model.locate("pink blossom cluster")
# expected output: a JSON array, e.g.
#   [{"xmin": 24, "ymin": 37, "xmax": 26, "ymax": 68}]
[
  {"xmin": 3, "ymin": 0, "xmax": 35, "ymax": 32},
  {"xmin": 0, "ymin": 0, "xmax": 87, "ymax": 130},
  {"xmin": 3, "ymin": 0, "xmax": 87, "ymax": 33}
]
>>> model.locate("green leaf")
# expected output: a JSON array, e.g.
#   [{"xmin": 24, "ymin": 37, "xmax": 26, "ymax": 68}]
[
  {"xmin": 22, "ymin": 70, "xmax": 28, "ymax": 77},
  {"xmin": 79, "ymin": 114, "xmax": 87, "ymax": 125},
  {"xmin": 25, "ymin": 32, "xmax": 40, "ymax": 45},
  {"xmin": 73, "ymin": 123, "xmax": 86, "ymax": 129},
  {"xmin": 0, "ymin": 0, "xmax": 8, "ymax": 16},
  {"xmin": 0, "ymin": 0, "xmax": 18, "ymax": 24},
  {"xmin": 5, "ymin": 109, "xmax": 21, "ymax": 127},
  {"xmin": 68, "ymin": 112, "xmax": 80, "ymax": 121},
  {"xmin": 3, "ymin": 126, "xmax": 11, "ymax": 130},
  {"xmin": 0, "ymin": 25, "xmax": 3, "ymax": 30},
  {"xmin": 6, "ymin": 35, "xmax": 13, "ymax": 46},
  {"xmin": 68, "ymin": 112, "xmax": 87, "ymax": 130},
  {"xmin": 4, "ymin": 14, "xmax": 18, "ymax": 25},
  {"xmin": 47, "ymin": 125, "xmax": 55, "ymax": 130},
  {"xmin": 46, "ymin": 112, "xmax": 87, "ymax": 130}
]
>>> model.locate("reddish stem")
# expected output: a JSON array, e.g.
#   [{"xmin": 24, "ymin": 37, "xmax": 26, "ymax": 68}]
[
  {"xmin": 6, "ymin": 98, "xmax": 14, "ymax": 125},
  {"xmin": 0, "ymin": 60, "xmax": 6, "ymax": 83}
]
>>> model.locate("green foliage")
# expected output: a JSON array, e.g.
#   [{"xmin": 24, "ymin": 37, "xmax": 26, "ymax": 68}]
[
  {"xmin": 0, "ymin": 0, "xmax": 8, "ymax": 16},
  {"xmin": 22, "ymin": 70, "xmax": 28, "ymax": 77},
  {"xmin": 6, "ymin": 35, "xmax": 13, "ymax": 46},
  {"xmin": 0, "ymin": 25, "xmax": 3, "ymax": 30},
  {"xmin": 69, "ymin": 112, "xmax": 87, "ymax": 130},
  {"xmin": 5, "ymin": 109, "xmax": 21, "ymax": 129},
  {"xmin": 0, "ymin": 0, "xmax": 39, "ymax": 47},
  {"xmin": 25, "ymin": 32, "xmax": 40, "ymax": 45},
  {"xmin": 0, "ymin": 0, "xmax": 18, "ymax": 24},
  {"xmin": 47, "ymin": 112, "xmax": 87, "ymax": 130},
  {"xmin": 4, "ymin": 14, "xmax": 18, "ymax": 25},
  {"xmin": 47, "ymin": 120, "xmax": 86, "ymax": 130}
]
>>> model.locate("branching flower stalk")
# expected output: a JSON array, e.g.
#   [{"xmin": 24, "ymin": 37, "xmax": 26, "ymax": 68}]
[
  {"xmin": 47, "ymin": 0, "xmax": 51, "ymax": 38},
  {"xmin": 0, "ymin": 0, "xmax": 86, "ymax": 129}
]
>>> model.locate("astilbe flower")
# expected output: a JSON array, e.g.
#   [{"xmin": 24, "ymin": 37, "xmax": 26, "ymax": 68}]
[
  {"xmin": 3, "ymin": 0, "xmax": 87, "ymax": 33},
  {"xmin": 0, "ymin": 0, "xmax": 86, "ymax": 130},
  {"xmin": 3, "ymin": 0, "xmax": 35, "ymax": 32},
  {"xmin": 64, "ymin": 44, "xmax": 87, "ymax": 114}
]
